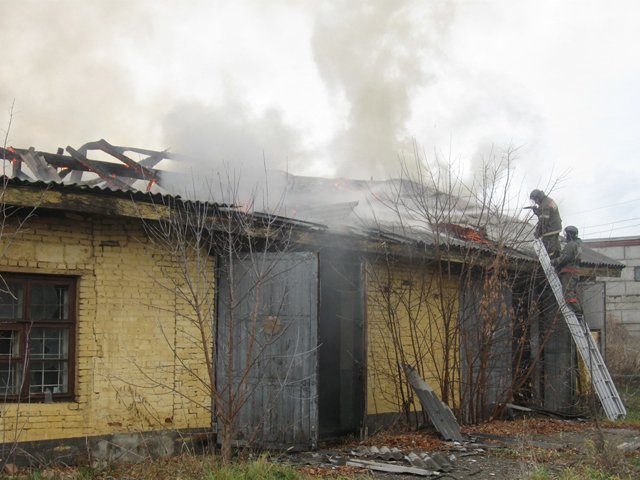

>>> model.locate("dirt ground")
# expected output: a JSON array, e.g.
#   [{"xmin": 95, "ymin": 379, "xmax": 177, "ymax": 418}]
[
  {"xmin": 5, "ymin": 418, "xmax": 639, "ymax": 479},
  {"xmin": 292, "ymin": 418, "xmax": 640, "ymax": 479}
]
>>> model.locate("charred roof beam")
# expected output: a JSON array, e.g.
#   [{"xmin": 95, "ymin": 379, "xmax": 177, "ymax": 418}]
[
  {"xmin": 78, "ymin": 139, "xmax": 161, "ymax": 187},
  {"xmin": 1, "ymin": 147, "xmax": 166, "ymax": 183},
  {"xmin": 66, "ymin": 146, "xmax": 132, "ymax": 190}
]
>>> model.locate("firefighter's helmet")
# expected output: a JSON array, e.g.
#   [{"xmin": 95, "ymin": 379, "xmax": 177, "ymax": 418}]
[
  {"xmin": 565, "ymin": 225, "xmax": 579, "ymax": 238},
  {"xmin": 529, "ymin": 189, "xmax": 545, "ymax": 202}
]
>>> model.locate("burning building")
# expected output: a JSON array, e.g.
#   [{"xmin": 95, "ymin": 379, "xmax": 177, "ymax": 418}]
[{"xmin": 0, "ymin": 141, "xmax": 624, "ymax": 464}]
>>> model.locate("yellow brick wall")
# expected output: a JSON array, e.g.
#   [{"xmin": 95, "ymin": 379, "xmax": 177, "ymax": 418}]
[
  {"xmin": 0, "ymin": 213, "xmax": 213, "ymax": 443},
  {"xmin": 366, "ymin": 260, "xmax": 460, "ymax": 416}
]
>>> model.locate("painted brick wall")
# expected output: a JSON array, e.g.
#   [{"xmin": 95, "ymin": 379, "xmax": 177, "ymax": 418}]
[
  {"xmin": 0, "ymin": 212, "xmax": 213, "ymax": 443},
  {"xmin": 365, "ymin": 260, "xmax": 459, "ymax": 416}
]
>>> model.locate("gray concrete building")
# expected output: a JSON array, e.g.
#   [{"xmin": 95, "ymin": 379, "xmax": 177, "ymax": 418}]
[{"xmin": 582, "ymin": 236, "xmax": 640, "ymax": 336}]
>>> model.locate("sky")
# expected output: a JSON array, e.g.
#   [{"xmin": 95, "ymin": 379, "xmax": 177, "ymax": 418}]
[{"xmin": 1, "ymin": 0, "xmax": 639, "ymax": 239}]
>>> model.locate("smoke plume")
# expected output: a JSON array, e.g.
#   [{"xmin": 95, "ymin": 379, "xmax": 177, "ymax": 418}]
[
  {"xmin": 1, "ymin": 1, "xmax": 542, "ymax": 201},
  {"xmin": 310, "ymin": 1, "xmax": 455, "ymax": 180}
]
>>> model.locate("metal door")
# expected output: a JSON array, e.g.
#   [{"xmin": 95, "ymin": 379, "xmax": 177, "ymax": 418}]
[
  {"xmin": 215, "ymin": 252, "xmax": 318, "ymax": 449},
  {"xmin": 581, "ymin": 281, "xmax": 606, "ymax": 351},
  {"xmin": 459, "ymin": 277, "xmax": 513, "ymax": 421}
]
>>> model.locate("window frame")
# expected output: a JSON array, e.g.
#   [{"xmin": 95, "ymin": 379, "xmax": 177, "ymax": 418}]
[{"xmin": 0, "ymin": 273, "xmax": 77, "ymax": 402}]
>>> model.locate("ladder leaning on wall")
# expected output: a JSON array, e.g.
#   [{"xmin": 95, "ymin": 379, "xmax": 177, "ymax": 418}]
[{"xmin": 532, "ymin": 238, "xmax": 626, "ymax": 421}]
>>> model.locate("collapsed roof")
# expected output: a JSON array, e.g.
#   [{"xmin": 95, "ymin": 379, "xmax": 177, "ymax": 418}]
[{"xmin": 1, "ymin": 139, "xmax": 172, "ymax": 192}]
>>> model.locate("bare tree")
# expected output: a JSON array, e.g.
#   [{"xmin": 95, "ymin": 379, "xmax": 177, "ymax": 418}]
[
  {"xmin": 121, "ymin": 170, "xmax": 313, "ymax": 463},
  {"xmin": 0, "ymin": 102, "xmax": 46, "ymax": 469},
  {"xmin": 365, "ymin": 145, "xmax": 557, "ymax": 424}
]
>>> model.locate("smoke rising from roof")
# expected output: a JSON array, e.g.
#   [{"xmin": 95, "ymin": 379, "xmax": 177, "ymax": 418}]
[
  {"xmin": 157, "ymin": 1, "xmax": 460, "ymax": 189},
  {"xmin": 0, "ymin": 2, "xmax": 546, "ymax": 208},
  {"xmin": 1, "ymin": 1, "xmax": 536, "ymax": 184},
  {"xmin": 309, "ymin": 1, "xmax": 455, "ymax": 180},
  {"xmin": 162, "ymin": 99, "xmax": 301, "ymax": 178},
  {"xmin": 2, "ymin": 1, "xmax": 638, "ymax": 237}
]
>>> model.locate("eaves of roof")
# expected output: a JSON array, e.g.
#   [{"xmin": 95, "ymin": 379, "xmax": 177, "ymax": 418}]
[
  {"xmin": 583, "ymin": 236, "xmax": 640, "ymax": 248},
  {"xmin": 1, "ymin": 176, "xmax": 624, "ymax": 271},
  {"xmin": 2, "ymin": 175, "xmax": 175, "ymax": 204},
  {"xmin": 580, "ymin": 245, "xmax": 625, "ymax": 269},
  {"xmin": 356, "ymin": 225, "xmax": 534, "ymax": 263}
]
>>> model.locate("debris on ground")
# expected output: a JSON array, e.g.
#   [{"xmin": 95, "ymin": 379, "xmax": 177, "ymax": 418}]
[
  {"xmin": 290, "ymin": 439, "xmax": 483, "ymax": 477},
  {"xmin": 3, "ymin": 418, "xmax": 639, "ymax": 479},
  {"xmin": 464, "ymin": 417, "xmax": 594, "ymax": 437},
  {"xmin": 288, "ymin": 417, "xmax": 640, "ymax": 478}
]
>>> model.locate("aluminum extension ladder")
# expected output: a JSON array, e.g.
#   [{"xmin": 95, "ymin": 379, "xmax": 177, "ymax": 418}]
[{"xmin": 532, "ymin": 238, "xmax": 626, "ymax": 420}]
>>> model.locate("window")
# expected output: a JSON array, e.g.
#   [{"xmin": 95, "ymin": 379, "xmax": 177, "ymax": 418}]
[
  {"xmin": 0, "ymin": 275, "xmax": 76, "ymax": 402},
  {"xmin": 635, "ymin": 266, "xmax": 640, "ymax": 282}
]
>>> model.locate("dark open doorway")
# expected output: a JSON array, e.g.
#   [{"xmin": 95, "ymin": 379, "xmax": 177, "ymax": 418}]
[{"xmin": 318, "ymin": 249, "xmax": 365, "ymax": 440}]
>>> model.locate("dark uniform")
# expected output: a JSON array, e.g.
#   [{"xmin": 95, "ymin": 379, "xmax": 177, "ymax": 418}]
[
  {"xmin": 552, "ymin": 226, "xmax": 582, "ymax": 314},
  {"xmin": 530, "ymin": 189, "xmax": 562, "ymax": 258}
]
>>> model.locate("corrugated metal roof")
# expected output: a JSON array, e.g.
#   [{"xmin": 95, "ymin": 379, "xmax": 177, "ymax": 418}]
[
  {"xmin": 246, "ymin": 211, "xmax": 328, "ymax": 231},
  {"xmin": 515, "ymin": 236, "xmax": 624, "ymax": 269},
  {"xmin": 2, "ymin": 175, "xmax": 175, "ymax": 203},
  {"xmin": 2, "ymin": 175, "xmax": 240, "ymax": 212},
  {"xmin": 580, "ymin": 243, "xmax": 625, "ymax": 268},
  {"xmin": 2, "ymin": 175, "xmax": 623, "ymax": 270}
]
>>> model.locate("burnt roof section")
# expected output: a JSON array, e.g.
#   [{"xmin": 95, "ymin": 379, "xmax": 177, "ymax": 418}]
[
  {"xmin": 279, "ymin": 172, "xmax": 541, "ymax": 259},
  {"xmin": 1, "ymin": 139, "xmax": 174, "ymax": 192},
  {"xmin": 0, "ymin": 142, "xmax": 623, "ymax": 272},
  {"xmin": 357, "ymin": 224, "xmax": 534, "ymax": 262}
]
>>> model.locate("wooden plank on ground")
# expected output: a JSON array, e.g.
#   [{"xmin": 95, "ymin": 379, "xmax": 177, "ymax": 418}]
[{"xmin": 345, "ymin": 459, "xmax": 435, "ymax": 477}]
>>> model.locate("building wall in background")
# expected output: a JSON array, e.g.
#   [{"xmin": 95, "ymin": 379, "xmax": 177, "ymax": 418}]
[{"xmin": 582, "ymin": 236, "xmax": 640, "ymax": 336}]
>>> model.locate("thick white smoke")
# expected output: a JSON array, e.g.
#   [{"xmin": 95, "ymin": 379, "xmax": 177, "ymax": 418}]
[
  {"xmin": 310, "ymin": 1, "xmax": 454, "ymax": 180},
  {"xmin": 0, "ymin": 1, "xmax": 544, "ymax": 212},
  {"xmin": 0, "ymin": 1, "xmax": 160, "ymax": 150}
]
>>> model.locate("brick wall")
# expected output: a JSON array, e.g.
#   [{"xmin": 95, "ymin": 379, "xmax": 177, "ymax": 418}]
[
  {"xmin": 0, "ymin": 212, "xmax": 212, "ymax": 443},
  {"xmin": 365, "ymin": 260, "xmax": 459, "ymax": 416}
]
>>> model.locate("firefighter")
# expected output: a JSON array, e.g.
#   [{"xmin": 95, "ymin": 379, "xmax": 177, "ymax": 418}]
[
  {"xmin": 529, "ymin": 189, "xmax": 562, "ymax": 258},
  {"xmin": 552, "ymin": 225, "xmax": 583, "ymax": 315}
]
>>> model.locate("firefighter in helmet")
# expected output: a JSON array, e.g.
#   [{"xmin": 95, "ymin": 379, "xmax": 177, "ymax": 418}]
[
  {"xmin": 529, "ymin": 189, "xmax": 562, "ymax": 258},
  {"xmin": 552, "ymin": 225, "xmax": 583, "ymax": 315}
]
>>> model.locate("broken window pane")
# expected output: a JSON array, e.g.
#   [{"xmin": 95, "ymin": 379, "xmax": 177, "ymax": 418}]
[
  {"xmin": 0, "ymin": 330, "xmax": 20, "ymax": 357},
  {"xmin": 0, "ymin": 282, "xmax": 23, "ymax": 320},
  {"xmin": 29, "ymin": 360, "xmax": 68, "ymax": 394},
  {"xmin": 0, "ymin": 330, "xmax": 21, "ymax": 395},
  {"xmin": 0, "ymin": 363, "xmax": 21, "ymax": 395},
  {"xmin": 29, "ymin": 284, "xmax": 69, "ymax": 320},
  {"xmin": 29, "ymin": 328, "xmax": 68, "ymax": 360}
]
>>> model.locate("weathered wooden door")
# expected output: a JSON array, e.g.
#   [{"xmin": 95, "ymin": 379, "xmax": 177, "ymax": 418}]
[
  {"xmin": 215, "ymin": 252, "xmax": 318, "ymax": 449},
  {"xmin": 459, "ymin": 278, "xmax": 513, "ymax": 422}
]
